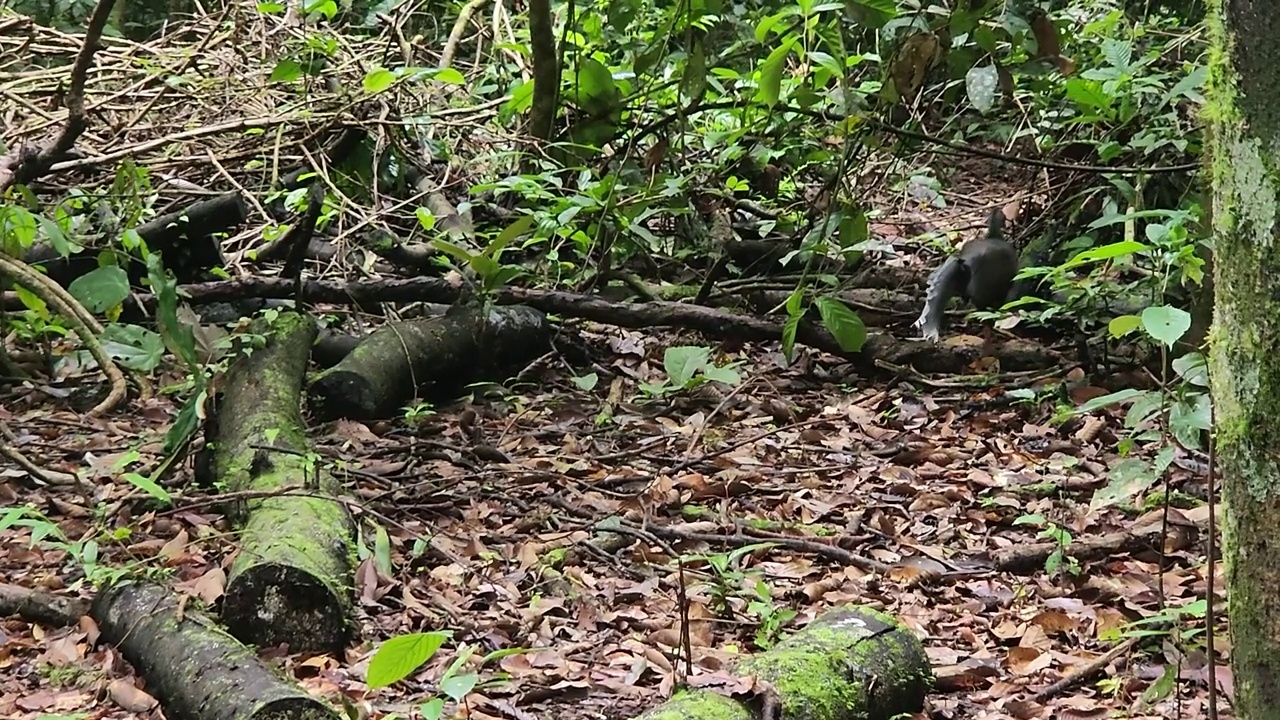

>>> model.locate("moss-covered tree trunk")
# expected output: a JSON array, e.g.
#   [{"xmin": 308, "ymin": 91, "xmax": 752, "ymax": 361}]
[{"xmin": 1207, "ymin": 0, "xmax": 1280, "ymax": 715}]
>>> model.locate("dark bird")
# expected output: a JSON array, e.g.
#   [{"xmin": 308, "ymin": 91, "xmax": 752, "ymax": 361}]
[{"xmin": 913, "ymin": 208, "xmax": 1020, "ymax": 341}]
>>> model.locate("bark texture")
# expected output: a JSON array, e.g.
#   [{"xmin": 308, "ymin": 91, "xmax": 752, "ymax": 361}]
[
  {"xmin": 1207, "ymin": 0, "xmax": 1280, "ymax": 713},
  {"xmin": 308, "ymin": 304, "xmax": 551, "ymax": 420},
  {"xmin": 214, "ymin": 311, "xmax": 354, "ymax": 655},
  {"xmin": 635, "ymin": 606, "xmax": 930, "ymax": 720},
  {"xmin": 91, "ymin": 580, "xmax": 341, "ymax": 720}
]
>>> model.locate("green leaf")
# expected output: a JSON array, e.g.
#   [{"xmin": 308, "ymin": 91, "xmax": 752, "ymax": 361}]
[
  {"xmin": 965, "ymin": 64, "xmax": 999, "ymax": 113},
  {"xmin": 1, "ymin": 206, "xmax": 39, "ymax": 254},
  {"xmin": 574, "ymin": 58, "xmax": 619, "ymax": 116},
  {"xmin": 1141, "ymin": 305, "xmax": 1191, "ymax": 348},
  {"xmin": 571, "ymin": 373, "xmax": 599, "ymax": 391},
  {"xmin": 147, "ymin": 254, "xmax": 199, "ymax": 370},
  {"xmin": 757, "ymin": 40, "xmax": 794, "ymax": 106},
  {"xmin": 1076, "ymin": 388, "xmax": 1146, "ymax": 414},
  {"xmin": 363, "ymin": 68, "xmax": 398, "ymax": 94},
  {"xmin": 374, "ymin": 525, "xmax": 393, "ymax": 576},
  {"xmin": 487, "ymin": 215, "xmax": 536, "ymax": 257},
  {"xmin": 701, "ymin": 364, "xmax": 741, "ymax": 387},
  {"xmin": 163, "ymin": 389, "xmax": 206, "ymax": 455},
  {"xmin": 435, "ymin": 67, "xmax": 466, "ymax": 85},
  {"xmin": 814, "ymin": 297, "xmax": 866, "ymax": 352},
  {"xmin": 1172, "ymin": 352, "xmax": 1208, "ymax": 387},
  {"xmin": 680, "ymin": 42, "xmax": 707, "ymax": 102},
  {"xmin": 440, "ymin": 672, "xmax": 479, "ymax": 702},
  {"xmin": 367, "ymin": 632, "xmax": 452, "ymax": 689},
  {"xmin": 419, "ymin": 698, "xmax": 445, "ymax": 720},
  {"xmin": 1063, "ymin": 240, "xmax": 1147, "ymax": 268},
  {"xmin": 270, "ymin": 60, "xmax": 304, "ymax": 83},
  {"xmin": 1108, "ymin": 314, "xmax": 1142, "ymax": 338},
  {"xmin": 1171, "ymin": 393, "xmax": 1211, "ymax": 450},
  {"xmin": 1089, "ymin": 458, "xmax": 1159, "ymax": 512},
  {"xmin": 122, "ymin": 472, "xmax": 172, "ymax": 505},
  {"xmin": 431, "ymin": 239, "xmax": 476, "ymax": 266},
  {"xmin": 101, "ymin": 324, "xmax": 165, "ymax": 372},
  {"xmin": 664, "ymin": 346, "xmax": 711, "ymax": 387},
  {"xmin": 68, "ymin": 266, "xmax": 130, "ymax": 314}
]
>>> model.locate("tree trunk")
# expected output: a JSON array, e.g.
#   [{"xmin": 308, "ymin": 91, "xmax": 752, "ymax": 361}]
[{"xmin": 1207, "ymin": 0, "xmax": 1280, "ymax": 715}]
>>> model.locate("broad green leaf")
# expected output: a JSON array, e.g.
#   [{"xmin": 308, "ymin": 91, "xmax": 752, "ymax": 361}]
[
  {"xmin": 435, "ymin": 68, "xmax": 466, "ymax": 85},
  {"xmin": 1172, "ymin": 352, "xmax": 1208, "ymax": 387},
  {"xmin": 1064, "ymin": 240, "xmax": 1148, "ymax": 267},
  {"xmin": 814, "ymin": 296, "xmax": 867, "ymax": 352},
  {"xmin": 431, "ymin": 239, "xmax": 476, "ymax": 266},
  {"xmin": 1089, "ymin": 457, "xmax": 1159, "ymax": 512},
  {"xmin": 1108, "ymin": 314, "xmax": 1142, "ymax": 338},
  {"xmin": 367, "ymin": 632, "xmax": 452, "ymax": 689},
  {"xmin": 101, "ymin": 324, "xmax": 165, "ymax": 372},
  {"xmin": 1076, "ymin": 388, "xmax": 1145, "ymax": 414},
  {"xmin": 488, "ymin": 215, "xmax": 536, "ymax": 256},
  {"xmin": 701, "ymin": 364, "xmax": 741, "ymax": 386},
  {"xmin": 419, "ymin": 699, "xmax": 445, "ymax": 720},
  {"xmin": 1141, "ymin": 305, "xmax": 1191, "ymax": 347},
  {"xmin": 270, "ymin": 60, "xmax": 304, "ymax": 83},
  {"xmin": 571, "ymin": 373, "xmax": 599, "ymax": 391},
  {"xmin": 163, "ymin": 389, "xmax": 206, "ymax": 455},
  {"xmin": 965, "ymin": 64, "xmax": 1000, "ymax": 113},
  {"xmin": 363, "ymin": 68, "xmax": 397, "ymax": 94},
  {"xmin": 68, "ymin": 266, "xmax": 129, "ymax": 314},
  {"xmin": 440, "ymin": 673, "xmax": 479, "ymax": 702},
  {"xmin": 664, "ymin": 346, "xmax": 711, "ymax": 387},
  {"xmin": 575, "ymin": 58, "xmax": 619, "ymax": 116},
  {"xmin": 374, "ymin": 525, "xmax": 393, "ymax": 576},
  {"xmin": 758, "ymin": 40, "xmax": 795, "ymax": 106}
]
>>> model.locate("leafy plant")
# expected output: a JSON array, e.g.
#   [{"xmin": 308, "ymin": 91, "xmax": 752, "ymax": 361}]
[{"xmin": 639, "ymin": 345, "xmax": 742, "ymax": 397}]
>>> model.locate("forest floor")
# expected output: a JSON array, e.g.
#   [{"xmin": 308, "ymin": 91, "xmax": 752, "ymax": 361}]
[{"xmin": 0, "ymin": 198, "xmax": 1220, "ymax": 720}]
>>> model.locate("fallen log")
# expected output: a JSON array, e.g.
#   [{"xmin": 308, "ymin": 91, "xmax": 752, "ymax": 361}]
[
  {"xmin": 0, "ymin": 582, "xmax": 89, "ymax": 627},
  {"xmin": 213, "ymin": 311, "xmax": 354, "ymax": 654},
  {"xmin": 91, "ymin": 579, "xmax": 342, "ymax": 720},
  {"xmin": 308, "ymin": 304, "xmax": 552, "ymax": 421},
  {"xmin": 147, "ymin": 276, "xmax": 1065, "ymax": 372},
  {"xmin": 636, "ymin": 605, "xmax": 931, "ymax": 720},
  {"xmin": 25, "ymin": 192, "xmax": 242, "ymax": 288}
]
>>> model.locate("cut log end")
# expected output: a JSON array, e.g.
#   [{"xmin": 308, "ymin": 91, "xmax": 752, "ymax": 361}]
[{"xmin": 222, "ymin": 562, "xmax": 350, "ymax": 654}]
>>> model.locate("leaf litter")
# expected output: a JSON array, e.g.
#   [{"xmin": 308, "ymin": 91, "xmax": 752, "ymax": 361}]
[{"xmin": 0, "ymin": 320, "xmax": 1220, "ymax": 720}]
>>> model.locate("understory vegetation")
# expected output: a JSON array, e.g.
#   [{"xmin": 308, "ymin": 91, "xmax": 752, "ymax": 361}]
[{"xmin": 0, "ymin": 0, "xmax": 1215, "ymax": 718}]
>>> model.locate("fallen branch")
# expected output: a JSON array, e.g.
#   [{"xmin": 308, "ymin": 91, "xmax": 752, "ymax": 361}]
[
  {"xmin": 0, "ymin": 0, "xmax": 116, "ymax": 190},
  {"xmin": 0, "ymin": 582, "xmax": 89, "ymax": 627},
  {"xmin": 0, "ymin": 252, "xmax": 128, "ymax": 416},
  {"xmin": 91, "ymin": 579, "xmax": 342, "ymax": 720}
]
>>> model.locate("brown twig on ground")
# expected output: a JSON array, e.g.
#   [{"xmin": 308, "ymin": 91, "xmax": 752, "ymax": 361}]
[{"xmin": 0, "ymin": 0, "xmax": 117, "ymax": 190}]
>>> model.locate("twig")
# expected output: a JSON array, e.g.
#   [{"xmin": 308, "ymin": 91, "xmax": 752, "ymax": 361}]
[{"xmin": 0, "ymin": 254, "xmax": 127, "ymax": 416}]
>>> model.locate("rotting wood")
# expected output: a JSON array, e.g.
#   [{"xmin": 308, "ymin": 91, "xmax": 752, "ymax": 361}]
[
  {"xmin": 635, "ymin": 605, "xmax": 931, "ymax": 720},
  {"xmin": 212, "ymin": 311, "xmax": 354, "ymax": 654},
  {"xmin": 0, "ymin": 582, "xmax": 89, "ymax": 627},
  {"xmin": 308, "ymin": 304, "xmax": 551, "ymax": 421},
  {"xmin": 91, "ymin": 579, "xmax": 341, "ymax": 720}
]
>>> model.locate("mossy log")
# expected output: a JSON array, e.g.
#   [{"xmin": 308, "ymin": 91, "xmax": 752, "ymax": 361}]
[
  {"xmin": 637, "ymin": 606, "xmax": 931, "ymax": 720},
  {"xmin": 213, "ymin": 311, "xmax": 354, "ymax": 655},
  {"xmin": 91, "ymin": 580, "xmax": 341, "ymax": 720},
  {"xmin": 308, "ymin": 304, "xmax": 551, "ymax": 421}
]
